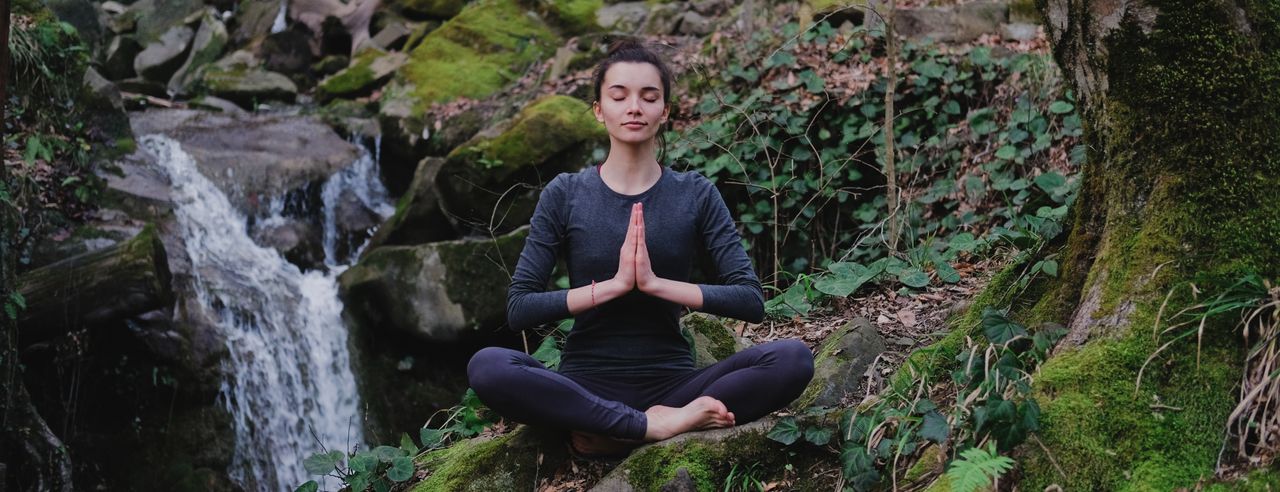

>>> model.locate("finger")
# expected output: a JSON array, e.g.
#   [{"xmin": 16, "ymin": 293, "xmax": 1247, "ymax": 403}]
[
  {"xmin": 636, "ymin": 206, "xmax": 645, "ymax": 245},
  {"xmin": 624, "ymin": 204, "xmax": 638, "ymax": 246}
]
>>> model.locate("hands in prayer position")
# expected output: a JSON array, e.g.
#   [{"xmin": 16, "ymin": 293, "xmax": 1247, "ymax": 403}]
[{"xmin": 615, "ymin": 202, "xmax": 658, "ymax": 293}]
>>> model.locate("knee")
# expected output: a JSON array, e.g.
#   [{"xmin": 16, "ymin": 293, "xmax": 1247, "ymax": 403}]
[
  {"xmin": 467, "ymin": 347, "xmax": 513, "ymax": 394},
  {"xmin": 770, "ymin": 339, "xmax": 815, "ymax": 384}
]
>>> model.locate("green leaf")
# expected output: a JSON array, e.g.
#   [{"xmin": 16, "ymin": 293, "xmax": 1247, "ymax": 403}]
[
  {"xmin": 767, "ymin": 417, "xmax": 802, "ymax": 445},
  {"xmin": 400, "ymin": 432, "xmax": 418, "ymax": 456},
  {"xmin": 1041, "ymin": 259, "xmax": 1059, "ymax": 277},
  {"xmin": 813, "ymin": 274, "xmax": 865, "ymax": 297},
  {"xmin": 919, "ymin": 411, "xmax": 949, "ymax": 444},
  {"xmin": 420, "ymin": 427, "xmax": 446, "ymax": 448},
  {"xmin": 898, "ymin": 268, "xmax": 930, "ymax": 288},
  {"xmin": 302, "ymin": 450, "xmax": 345, "ymax": 475},
  {"xmin": 948, "ymin": 232, "xmax": 979, "ymax": 253},
  {"xmin": 531, "ymin": 335, "xmax": 561, "ymax": 370},
  {"xmin": 945, "ymin": 443, "xmax": 1014, "ymax": 492},
  {"xmin": 349, "ymin": 451, "xmax": 377, "ymax": 474},
  {"xmin": 994, "ymin": 145, "xmax": 1017, "ymax": 160},
  {"xmin": 935, "ymin": 261, "xmax": 961, "ymax": 284},
  {"xmin": 349, "ymin": 472, "xmax": 370, "ymax": 492},
  {"xmin": 373, "ymin": 445, "xmax": 404, "ymax": 463},
  {"xmin": 294, "ymin": 480, "xmax": 319, "ymax": 492},
  {"xmin": 10, "ymin": 292, "xmax": 25, "ymax": 310},
  {"xmin": 981, "ymin": 308, "xmax": 1027, "ymax": 344},
  {"xmin": 803, "ymin": 425, "xmax": 834, "ymax": 446},
  {"xmin": 387, "ymin": 456, "xmax": 414, "ymax": 482},
  {"xmin": 1049, "ymin": 101, "xmax": 1075, "ymax": 114},
  {"xmin": 1034, "ymin": 171, "xmax": 1067, "ymax": 193}
]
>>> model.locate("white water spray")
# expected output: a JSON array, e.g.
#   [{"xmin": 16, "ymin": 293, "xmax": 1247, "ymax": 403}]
[{"xmin": 141, "ymin": 134, "xmax": 383, "ymax": 491}]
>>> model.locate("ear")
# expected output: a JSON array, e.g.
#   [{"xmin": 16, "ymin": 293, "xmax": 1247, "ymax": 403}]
[
  {"xmin": 593, "ymin": 101, "xmax": 604, "ymax": 123},
  {"xmin": 660, "ymin": 103, "xmax": 670, "ymax": 124}
]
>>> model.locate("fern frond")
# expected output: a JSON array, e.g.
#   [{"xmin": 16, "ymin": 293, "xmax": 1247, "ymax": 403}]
[{"xmin": 945, "ymin": 443, "xmax": 1015, "ymax": 492}]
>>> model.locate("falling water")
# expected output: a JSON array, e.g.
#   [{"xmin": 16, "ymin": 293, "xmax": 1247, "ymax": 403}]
[
  {"xmin": 140, "ymin": 134, "xmax": 390, "ymax": 491},
  {"xmin": 321, "ymin": 137, "xmax": 395, "ymax": 267},
  {"xmin": 270, "ymin": 0, "xmax": 288, "ymax": 34}
]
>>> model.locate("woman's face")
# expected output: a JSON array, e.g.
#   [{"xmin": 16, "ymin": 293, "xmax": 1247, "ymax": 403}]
[{"xmin": 593, "ymin": 61, "xmax": 669, "ymax": 146}]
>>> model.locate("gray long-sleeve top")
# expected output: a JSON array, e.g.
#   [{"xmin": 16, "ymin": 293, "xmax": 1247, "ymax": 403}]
[{"xmin": 506, "ymin": 165, "xmax": 765, "ymax": 376}]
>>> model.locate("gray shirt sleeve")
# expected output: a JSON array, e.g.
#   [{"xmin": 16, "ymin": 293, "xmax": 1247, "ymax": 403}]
[
  {"xmin": 506, "ymin": 175, "xmax": 571, "ymax": 331},
  {"xmin": 694, "ymin": 177, "xmax": 766, "ymax": 323}
]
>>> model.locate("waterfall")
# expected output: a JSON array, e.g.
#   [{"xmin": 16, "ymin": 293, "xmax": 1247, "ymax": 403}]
[
  {"xmin": 270, "ymin": 0, "xmax": 288, "ymax": 34},
  {"xmin": 141, "ymin": 134, "xmax": 387, "ymax": 492},
  {"xmin": 321, "ymin": 137, "xmax": 395, "ymax": 267}
]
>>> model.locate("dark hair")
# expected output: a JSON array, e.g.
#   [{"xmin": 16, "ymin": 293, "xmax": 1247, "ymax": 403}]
[{"xmin": 591, "ymin": 38, "xmax": 675, "ymax": 163}]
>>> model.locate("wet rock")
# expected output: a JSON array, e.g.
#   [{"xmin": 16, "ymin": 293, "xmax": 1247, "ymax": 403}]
[
  {"xmin": 232, "ymin": 0, "xmax": 283, "ymax": 44},
  {"xmin": 338, "ymin": 226, "xmax": 528, "ymax": 343},
  {"xmin": 129, "ymin": 109, "xmax": 358, "ymax": 215},
  {"xmin": 596, "ymin": 2, "xmax": 649, "ymax": 32},
  {"xmin": 316, "ymin": 49, "xmax": 407, "ymax": 101},
  {"xmin": 791, "ymin": 317, "xmax": 885, "ymax": 409},
  {"xmin": 436, "ymin": 95, "xmax": 607, "ymax": 235},
  {"xmin": 363, "ymin": 157, "xmax": 455, "ymax": 250},
  {"xmin": 104, "ymin": 34, "xmax": 143, "ymax": 80},
  {"xmin": 188, "ymin": 95, "xmax": 248, "ymax": 115},
  {"xmin": 134, "ymin": 24, "xmax": 194, "ymax": 82},
  {"xmin": 260, "ymin": 28, "xmax": 315, "ymax": 74},
  {"xmin": 168, "ymin": 12, "xmax": 228, "ymax": 96},
  {"xmin": 201, "ymin": 66, "xmax": 299, "ymax": 107},
  {"xmin": 251, "ymin": 217, "xmax": 324, "ymax": 269}
]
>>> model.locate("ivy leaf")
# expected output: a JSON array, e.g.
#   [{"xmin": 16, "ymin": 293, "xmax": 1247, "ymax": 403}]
[
  {"xmin": 531, "ymin": 335, "xmax": 561, "ymax": 370},
  {"xmin": 994, "ymin": 145, "xmax": 1017, "ymax": 160},
  {"xmin": 387, "ymin": 456, "xmax": 414, "ymax": 482},
  {"xmin": 302, "ymin": 450, "xmax": 345, "ymax": 475},
  {"xmin": 803, "ymin": 425, "xmax": 834, "ymax": 446},
  {"xmin": 420, "ymin": 427, "xmax": 446, "ymax": 448},
  {"xmin": 981, "ymin": 308, "xmax": 1027, "ymax": 344},
  {"xmin": 919, "ymin": 411, "xmax": 950, "ymax": 444},
  {"xmin": 1049, "ymin": 101, "xmax": 1075, "ymax": 114},
  {"xmin": 767, "ymin": 416, "xmax": 802, "ymax": 445},
  {"xmin": 373, "ymin": 445, "xmax": 404, "ymax": 463},
  {"xmin": 400, "ymin": 432, "xmax": 419, "ymax": 456},
  {"xmin": 898, "ymin": 268, "xmax": 930, "ymax": 288},
  {"xmin": 840, "ymin": 440, "xmax": 878, "ymax": 484},
  {"xmin": 1041, "ymin": 259, "xmax": 1059, "ymax": 277},
  {"xmin": 294, "ymin": 481, "xmax": 319, "ymax": 492},
  {"xmin": 349, "ymin": 451, "xmax": 377, "ymax": 474},
  {"xmin": 948, "ymin": 233, "xmax": 979, "ymax": 253},
  {"xmin": 1034, "ymin": 171, "xmax": 1067, "ymax": 193}
]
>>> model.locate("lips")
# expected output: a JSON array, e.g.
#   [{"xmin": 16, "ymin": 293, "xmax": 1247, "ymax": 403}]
[{"xmin": 622, "ymin": 121, "xmax": 647, "ymax": 129}]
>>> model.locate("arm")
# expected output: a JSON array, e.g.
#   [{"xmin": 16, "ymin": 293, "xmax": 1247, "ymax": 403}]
[
  {"xmin": 506, "ymin": 176, "xmax": 574, "ymax": 331},
  {"xmin": 688, "ymin": 178, "xmax": 765, "ymax": 323}
]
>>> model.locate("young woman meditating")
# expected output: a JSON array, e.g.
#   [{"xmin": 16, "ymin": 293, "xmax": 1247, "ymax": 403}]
[{"xmin": 467, "ymin": 40, "xmax": 815, "ymax": 456}]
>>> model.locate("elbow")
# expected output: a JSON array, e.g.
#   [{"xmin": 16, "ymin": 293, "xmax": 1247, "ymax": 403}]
[
  {"xmin": 506, "ymin": 292, "xmax": 529, "ymax": 332},
  {"xmin": 746, "ymin": 286, "xmax": 766, "ymax": 323}
]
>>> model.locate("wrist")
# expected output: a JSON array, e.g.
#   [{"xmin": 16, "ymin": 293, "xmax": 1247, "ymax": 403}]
[
  {"xmin": 638, "ymin": 276, "xmax": 664, "ymax": 295},
  {"xmin": 602, "ymin": 277, "xmax": 630, "ymax": 301}
]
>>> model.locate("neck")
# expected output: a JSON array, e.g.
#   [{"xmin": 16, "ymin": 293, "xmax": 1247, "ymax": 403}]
[{"xmin": 599, "ymin": 137, "xmax": 663, "ymax": 194}]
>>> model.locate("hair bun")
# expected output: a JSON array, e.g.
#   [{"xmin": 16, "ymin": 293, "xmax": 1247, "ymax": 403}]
[{"xmin": 605, "ymin": 37, "xmax": 646, "ymax": 56}]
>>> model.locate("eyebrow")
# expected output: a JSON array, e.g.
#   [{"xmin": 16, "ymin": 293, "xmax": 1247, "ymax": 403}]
[{"xmin": 607, "ymin": 84, "xmax": 662, "ymax": 93}]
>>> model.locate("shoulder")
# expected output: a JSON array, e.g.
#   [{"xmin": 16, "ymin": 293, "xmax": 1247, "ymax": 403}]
[
  {"xmin": 541, "ymin": 168, "xmax": 590, "ymax": 197},
  {"xmin": 665, "ymin": 167, "xmax": 718, "ymax": 195}
]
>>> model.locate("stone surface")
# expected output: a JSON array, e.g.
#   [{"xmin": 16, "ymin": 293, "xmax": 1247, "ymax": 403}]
[
  {"xmin": 104, "ymin": 34, "xmax": 143, "ymax": 80},
  {"xmin": 680, "ymin": 313, "xmax": 751, "ymax": 369},
  {"xmin": 609, "ymin": 2, "xmax": 653, "ymax": 27},
  {"xmin": 84, "ymin": 67, "xmax": 124, "ymax": 111},
  {"xmin": 201, "ymin": 66, "xmax": 299, "ymax": 107},
  {"xmin": 134, "ymin": 24, "xmax": 194, "ymax": 82},
  {"xmin": 677, "ymin": 11, "xmax": 714, "ymax": 36},
  {"xmin": 316, "ymin": 49, "xmax": 408, "ymax": 101},
  {"xmin": 260, "ymin": 28, "xmax": 315, "ymax": 74},
  {"xmin": 232, "ymin": 0, "xmax": 283, "ymax": 44},
  {"xmin": 338, "ymin": 226, "xmax": 528, "ymax": 343},
  {"xmin": 129, "ymin": 109, "xmax": 358, "ymax": 214},
  {"xmin": 792, "ymin": 317, "xmax": 885, "ymax": 409},
  {"xmin": 130, "ymin": 0, "xmax": 205, "ymax": 45},
  {"xmin": 436, "ymin": 94, "xmax": 607, "ymax": 235},
  {"xmin": 168, "ymin": 12, "xmax": 228, "ymax": 95},
  {"xmin": 889, "ymin": 2, "xmax": 1009, "ymax": 44},
  {"xmin": 371, "ymin": 19, "xmax": 413, "ymax": 50},
  {"xmin": 1002, "ymin": 22, "xmax": 1040, "ymax": 42},
  {"xmin": 364, "ymin": 157, "xmax": 456, "ymax": 250}
]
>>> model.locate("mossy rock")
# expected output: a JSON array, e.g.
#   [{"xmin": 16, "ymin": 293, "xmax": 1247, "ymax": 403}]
[
  {"xmin": 436, "ymin": 94, "xmax": 606, "ymax": 234},
  {"xmin": 410, "ymin": 425, "xmax": 570, "ymax": 491},
  {"xmin": 316, "ymin": 49, "xmax": 408, "ymax": 102},
  {"xmin": 593, "ymin": 412, "xmax": 843, "ymax": 491},
  {"xmin": 396, "ymin": 0, "xmax": 560, "ymax": 112},
  {"xmin": 392, "ymin": 0, "xmax": 467, "ymax": 19},
  {"xmin": 364, "ymin": 157, "xmax": 457, "ymax": 250},
  {"xmin": 201, "ymin": 66, "xmax": 298, "ymax": 108},
  {"xmin": 791, "ymin": 317, "xmax": 885, "ymax": 410},
  {"xmin": 338, "ymin": 226, "xmax": 529, "ymax": 343},
  {"xmin": 679, "ymin": 313, "xmax": 750, "ymax": 369},
  {"xmin": 539, "ymin": 0, "xmax": 606, "ymax": 35}
]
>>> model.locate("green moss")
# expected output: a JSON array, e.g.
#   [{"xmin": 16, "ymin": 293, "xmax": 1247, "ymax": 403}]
[
  {"xmin": 434, "ymin": 227, "xmax": 529, "ymax": 327},
  {"xmin": 316, "ymin": 50, "xmax": 381, "ymax": 100},
  {"xmin": 452, "ymin": 94, "xmax": 604, "ymax": 175},
  {"xmin": 683, "ymin": 313, "xmax": 736, "ymax": 361},
  {"xmin": 400, "ymin": 0, "xmax": 559, "ymax": 111},
  {"xmin": 1202, "ymin": 469, "xmax": 1280, "ymax": 491},
  {"xmin": 543, "ymin": 0, "xmax": 604, "ymax": 35},
  {"xmin": 621, "ymin": 432, "xmax": 776, "ymax": 491},
  {"xmin": 412, "ymin": 435, "xmax": 519, "ymax": 491}
]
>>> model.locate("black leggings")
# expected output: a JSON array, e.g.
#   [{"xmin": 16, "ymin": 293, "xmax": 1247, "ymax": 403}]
[{"xmin": 467, "ymin": 339, "xmax": 815, "ymax": 440}]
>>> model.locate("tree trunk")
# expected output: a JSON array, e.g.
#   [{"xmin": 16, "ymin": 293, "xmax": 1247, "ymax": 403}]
[
  {"xmin": 1013, "ymin": 0, "xmax": 1280, "ymax": 488},
  {"xmin": 16, "ymin": 226, "xmax": 172, "ymax": 343}
]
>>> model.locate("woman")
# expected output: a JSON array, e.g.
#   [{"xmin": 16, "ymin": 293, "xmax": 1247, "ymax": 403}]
[{"xmin": 467, "ymin": 40, "xmax": 814, "ymax": 456}]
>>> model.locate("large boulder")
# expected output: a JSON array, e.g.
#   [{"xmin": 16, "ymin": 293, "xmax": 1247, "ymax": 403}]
[
  {"xmin": 679, "ymin": 313, "xmax": 752, "ymax": 369},
  {"xmin": 167, "ymin": 12, "xmax": 228, "ymax": 95},
  {"xmin": 200, "ymin": 65, "xmax": 299, "ymax": 108},
  {"xmin": 316, "ymin": 48, "xmax": 408, "ymax": 101},
  {"xmin": 889, "ymin": 2, "xmax": 1010, "ymax": 44},
  {"xmin": 363, "ymin": 156, "xmax": 456, "ymax": 250},
  {"xmin": 436, "ymin": 94, "xmax": 607, "ymax": 235},
  {"xmin": 133, "ymin": 24, "xmax": 194, "ymax": 82},
  {"xmin": 338, "ymin": 226, "xmax": 529, "ymax": 343},
  {"xmin": 394, "ymin": 0, "xmax": 559, "ymax": 113},
  {"xmin": 128, "ymin": 0, "xmax": 206, "ymax": 45},
  {"xmin": 128, "ymin": 109, "xmax": 359, "ymax": 215},
  {"xmin": 791, "ymin": 317, "xmax": 885, "ymax": 410}
]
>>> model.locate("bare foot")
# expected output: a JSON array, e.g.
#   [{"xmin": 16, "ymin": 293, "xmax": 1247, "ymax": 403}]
[
  {"xmin": 569, "ymin": 431, "xmax": 639, "ymax": 458},
  {"xmin": 643, "ymin": 396, "xmax": 736, "ymax": 441}
]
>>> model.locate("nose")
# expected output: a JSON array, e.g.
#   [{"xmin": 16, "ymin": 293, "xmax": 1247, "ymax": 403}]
[{"xmin": 626, "ymin": 95, "xmax": 643, "ymax": 115}]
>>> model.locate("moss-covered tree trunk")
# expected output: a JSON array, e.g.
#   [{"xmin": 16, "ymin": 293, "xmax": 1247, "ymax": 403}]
[{"xmin": 1013, "ymin": 0, "xmax": 1280, "ymax": 488}]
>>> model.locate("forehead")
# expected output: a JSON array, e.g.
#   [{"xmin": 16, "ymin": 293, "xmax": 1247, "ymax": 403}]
[{"xmin": 603, "ymin": 62, "xmax": 664, "ymax": 91}]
